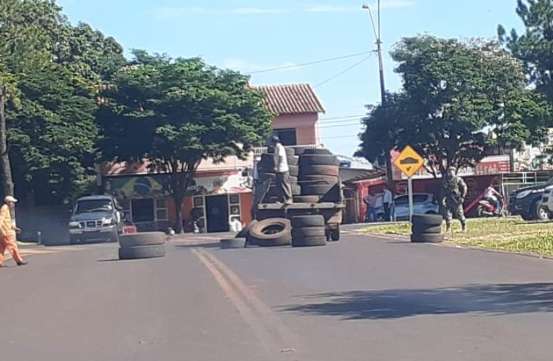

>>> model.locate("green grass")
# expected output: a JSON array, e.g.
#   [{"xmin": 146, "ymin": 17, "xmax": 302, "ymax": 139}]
[{"xmin": 364, "ymin": 218, "xmax": 553, "ymax": 258}]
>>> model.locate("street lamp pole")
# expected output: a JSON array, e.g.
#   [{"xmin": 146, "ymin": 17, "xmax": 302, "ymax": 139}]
[{"xmin": 362, "ymin": 1, "xmax": 394, "ymax": 189}]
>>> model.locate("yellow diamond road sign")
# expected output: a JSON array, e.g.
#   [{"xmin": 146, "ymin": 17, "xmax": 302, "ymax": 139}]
[{"xmin": 394, "ymin": 146, "xmax": 424, "ymax": 177}]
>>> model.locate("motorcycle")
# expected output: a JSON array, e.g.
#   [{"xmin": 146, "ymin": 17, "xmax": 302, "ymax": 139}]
[{"xmin": 477, "ymin": 197, "xmax": 507, "ymax": 217}]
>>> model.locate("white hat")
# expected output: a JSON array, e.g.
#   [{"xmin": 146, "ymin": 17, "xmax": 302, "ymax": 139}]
[{"xmin": 4, "ymin": 196, "xmax": 17, "ymax": 203}]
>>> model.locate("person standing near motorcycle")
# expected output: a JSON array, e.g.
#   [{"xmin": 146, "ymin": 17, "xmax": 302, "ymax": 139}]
[
  {"xmin": 483, "ymin": 183, "xmax": 503, "ymax": 215},
  {"xmin": 442, "ymin": 167, "xmax": 468, "ymax": 233}
]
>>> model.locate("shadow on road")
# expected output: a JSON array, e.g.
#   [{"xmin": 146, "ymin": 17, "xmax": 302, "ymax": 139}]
[
  {"xmin": 174, "ymin": 242, "xmax": 221, "ymax": 249},
  {"xmin": 281, "ymin": 283, "xmax": 553, "ymax": 320}
]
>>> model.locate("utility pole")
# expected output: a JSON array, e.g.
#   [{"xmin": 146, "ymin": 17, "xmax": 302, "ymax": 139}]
[{"xmin": 362, "ymin": 1, "xmax": 394, "ymax": 189}]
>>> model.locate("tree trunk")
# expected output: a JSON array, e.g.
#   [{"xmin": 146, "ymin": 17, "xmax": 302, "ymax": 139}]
[
  {"xmin": 385, "ymin": 153, "xmax": 394, "ymax": 192},
  {"xmin": 0, "ymin": 87, "xmax": 14, "ymax": 197},
  {"xmin": 173, "ymin": 191, "xmax": 184, "ymax": 234}
]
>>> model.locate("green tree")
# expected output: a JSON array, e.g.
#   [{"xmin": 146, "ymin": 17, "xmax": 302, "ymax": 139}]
[
  {"xmin": 98, "ymin": 52, "xmax": 272, "ymax": 233},
  {"xmin": 499, "ymin": 0, "xmax": 553, "ymax": 102},
  {"xmin": 0, "ymin": 0, "xmax": 125, "ymax": 203},
  {"xmin": 357, "ymin": 36, "xmax": 551, "ymax": 176}
]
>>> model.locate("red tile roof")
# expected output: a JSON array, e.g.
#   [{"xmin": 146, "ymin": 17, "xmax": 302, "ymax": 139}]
[{"xmin": 256, "ymin": 84, "xmax": 325, "ymax": 115}]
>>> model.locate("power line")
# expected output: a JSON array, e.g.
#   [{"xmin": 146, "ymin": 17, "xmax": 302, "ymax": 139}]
[
  {"xmin": 319, "ymin": 117, "xmax": 365, "ymax": 125},
  {"xmin": 315, "ymin": 55, "xmax": 374, "ymax": 88},
  {"xmin": 319, "ymin": 121, "xmax": 363, "ymax": 129},
  {"xmin": 319, "ymin": 114, "xmax": 365, "ymax": 121},
  {"xmin": 321, "ymin": 134, "xmax": 361, "ymax": 140},
  {"xmin": 246, "ymin": 51, "xmax": 372, "ymax": 75}
]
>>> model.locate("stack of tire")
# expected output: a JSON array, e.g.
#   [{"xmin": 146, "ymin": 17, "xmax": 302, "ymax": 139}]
[
  {"xmin": 297, "ymin": 149, "xmax": 341, "ymax": 203},
  {"xmin": 118, "ymin": 232, "xmax": 167, "ymax": 260},
  {"xmin": 291, "ymin": 215, "xmax": 327, "ymax": 247},
  {"xmin": 247, "ymin": 218, "xmax": 292, "ymax": 247},
  {"xmin": 256, "ymin": 148, "xmax": 300, "ymax": 203},
  {"xmin": 411, "ymin": 214, "xmax": 444, "ymax": 243}
]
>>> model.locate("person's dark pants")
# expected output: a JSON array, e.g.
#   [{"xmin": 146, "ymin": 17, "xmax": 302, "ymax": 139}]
[
  {"xmin": 276, "ymin": 172, "xmax": 293, "ymax": 203},
  {"xmin": 383, "ymin": 203, "xmax": 391, "ymax": 221}
]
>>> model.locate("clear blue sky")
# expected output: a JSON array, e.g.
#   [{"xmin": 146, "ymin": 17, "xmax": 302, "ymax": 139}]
[{"xmin": 57, "ymin": 0, "xmax": 523, "ymax": 156}]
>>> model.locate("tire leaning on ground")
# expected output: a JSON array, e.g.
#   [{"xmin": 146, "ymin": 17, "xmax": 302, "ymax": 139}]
[
  {"xmin": 292, "ymin": 236, "xmax": 327, "ymax": 247},
  {"xmin": 249, "ymin": 218, "xmax": 292, "ymax": 247},
  {"xmin": 119, "ymin": 232, "xmax": 167, "ymax": 248},
  {"xmin": 291, "ymin": 215, "xmax": 325, "ymax": 228},
  {"xmin": 410, "ymin": 233, "xmax": 444, "ymax": 243},
  {"xmin": 412, "ymin": 223, "xmax": 442, "ymax": 234},
  {"xmin": 292, "ymin": 226, "xmax": 326, "ymax": 238},
  {"xmin": 412, "ymin": 214, "xmax": 443, "ymax": 226},
  {"xmin": 119, "ymin": 244, "xmax": 166, "ymax": 260},
  {"xmin": 220, "ymin": 238, "xmax": 246, "ymax": 249}
]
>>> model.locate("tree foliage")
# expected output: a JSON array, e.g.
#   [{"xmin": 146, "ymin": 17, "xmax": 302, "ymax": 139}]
[
  {"xmin": 499, "ymin": 0, "xmax": 553, "ymax": 102},
  {"xmin": 98, "ymin": 51, "xmax": 272, "ymax": 232},
  {"xmin": 0, "ymin": 0, "xmax": 125, "ymax": 204},
  {"xmin": 357, "ymin": 36, "xmax": 551, "ymax": 176}
]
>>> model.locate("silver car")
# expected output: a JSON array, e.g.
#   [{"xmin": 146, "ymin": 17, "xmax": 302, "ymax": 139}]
[{"xmin": 393, "ymin": 193, "xmax": 440, "ymax": 221}]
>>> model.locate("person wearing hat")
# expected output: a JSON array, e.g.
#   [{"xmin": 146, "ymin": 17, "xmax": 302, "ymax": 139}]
[
  {"xmin": 442, "ymin": 167, "xmax": 468, "ymax": 232},
  {"xmin": 0, "ymin": 196, "xmax": 26, "ymax": 267},
  {"xmin": 269, "ymin": 135, "xmax": 293, "ymax": 205}
]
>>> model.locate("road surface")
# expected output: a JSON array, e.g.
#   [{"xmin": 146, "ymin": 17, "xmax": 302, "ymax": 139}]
[{"xmin": 1, "ymin": 230, "xmax": 553, "ymax": 361}]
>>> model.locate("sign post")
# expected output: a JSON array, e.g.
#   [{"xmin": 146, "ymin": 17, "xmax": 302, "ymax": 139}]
[{"xmin": 393, "ymin": 146, "xmax": 425, "ymax": 222}]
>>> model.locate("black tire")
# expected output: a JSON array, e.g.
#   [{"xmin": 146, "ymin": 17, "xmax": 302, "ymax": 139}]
[
  {"xmin": 412, "ymin": 224, "xmax": 442, "ymax": 234},
  {"xmin": 119, "ymin": 245, "xmax": 166, "ymax": 260},
  {"xmin": 289, "ymin": 165, "xmax": 299, "ymax": 177},
  {"xmin": 292, "ymin": 215, "xmax": 325, "ymax": 228},
  {"xmin": 412, "ymin": 214, "xmax": 443, "ymax": 226},
  {"xmin": 300, "ymin": 154, "xmax": 339, "ymax": 166},
  {"xmin": 236, "ymin": 220, "xmax": 257, "ymax": 238},
  {"xmin": 300, "ymin": 164, "xmax": 340, "ymax": 177},
  {"xmin": 292, "ymin": 237, "xmax": 327, "ymax": 247},
  {"xmin": 521, "ymin": 212, "xmax": 533, "ymax": 221},
  {"xmin": 288, "ymin": 175, "xmax": 298, "ymax": 183},
  {"xmin": 302, "ymin": 148, "xmax": 332, "ymax": 155},
  {"xmin": 533, "ymin": 201, "xmax": 549, "ymax": 221},
  {"xmin": 293, "ymin": 146, "xmax": 313, "ymax": 156},
  {"xmin": 299, "ymin": 175, "xmax": 339, "ymax": 183},
  {"xmin": 293, "ymin": 195, "xmax": 320, "ymax": 203},
  {"xmin": 411, "ymin": 233, "xmax": 444, "ymax": 243},
  {"xmin": 291, "ymin": 184, "xmax": 301, "ymax": 196},
  {"xmin": 119, "ymin": 232, "xmax": 166, "ymax": 248},
  {"xmin": 249, "ymin": 218, "xmax": 292, "ymax": 247},
  {"xmin": 292, "ymin": 226, "xmax": 326, "ymax": 238},
  {"xmin": 302, "ymin": 183, "xmax": 338, "ymax": 196},
  {"xmin": 220, "ymin": 238, "xmax": 246, "ymax": 249},
  {"xmin": 330, "ymin": 225, "xmax": 341, "ymax": 241},
  {"xmin": 287, "ymin": 156, "xmax": 299, "ymax": 166}
]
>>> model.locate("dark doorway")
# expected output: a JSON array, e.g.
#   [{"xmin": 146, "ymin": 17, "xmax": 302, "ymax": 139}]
[
  {"xmin": 206, "ymin": 195, "xmax": 229, "ymax": 233},
  {"xmin": 131, "ymin": 198, "xmax": 154, "ymax": 223},
  {"xmin": 273, "ymin": 128, "xmax": 297, "ymax": 146}
]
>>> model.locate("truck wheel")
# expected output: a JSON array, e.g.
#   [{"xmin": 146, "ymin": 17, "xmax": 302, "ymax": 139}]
[{"xmin": 330, "ymin": 225, "xmax": 341, "ymax": 241}]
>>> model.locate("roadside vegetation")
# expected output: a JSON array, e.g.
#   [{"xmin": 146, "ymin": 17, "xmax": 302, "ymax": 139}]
[{"xmin": 365, "ymin": 218, "xmax": 553, "ymax": 258}]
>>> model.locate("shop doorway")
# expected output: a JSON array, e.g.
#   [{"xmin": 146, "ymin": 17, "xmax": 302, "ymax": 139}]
[{"xmin": 206, "ymin": 195, "xmax": 229, "ymax": 233}]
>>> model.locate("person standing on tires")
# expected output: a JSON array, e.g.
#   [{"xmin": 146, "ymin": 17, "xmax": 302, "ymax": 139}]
[
  {"xmin": 442, "ymin": 167, "xmax": 468, "ymax": 232},
  {"xmin": 270, "ymin": 136, "xmax": 293, "ymax": 205},
  {"xmin": 0, "ymin": 196, "xmax": 27, "ymax": 267}
]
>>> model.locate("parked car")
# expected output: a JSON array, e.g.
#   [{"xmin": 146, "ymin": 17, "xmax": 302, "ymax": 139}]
[
  {"xmin": 68, "ymin": 195, "xmax": 123, "ymax": 244},
  {"xmin": 394, "ymin": 193, "xmax": 440, "ymax": 221},
  {"xmin": 509, "ymin": 182, "xmax": 553, "ymax": 221},
  {"xmin": 541, "ymin": 185, "xmax": 553, "ymax": 220}
]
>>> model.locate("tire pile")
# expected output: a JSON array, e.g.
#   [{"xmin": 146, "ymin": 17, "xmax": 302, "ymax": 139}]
[
  {"xmin": 256, "ymin": 149, "xmax": 300, "ymax": 203},
  {"xmin": 411, "ymin": 214, "xmax": 444, "ymax": 243},
  {"xmin": 291, "ymin": 215, "xmax": 326, "ymax": 247},
  {"xmin": 118, "ymin": 232, "xmax": 167, "ymax": 260},
  {"xmin": 297, "ymin": 148, "xmax": 341, "ymax": 203}
]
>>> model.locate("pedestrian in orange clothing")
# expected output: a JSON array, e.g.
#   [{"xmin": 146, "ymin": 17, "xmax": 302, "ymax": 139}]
[{"xmin": 0, "ymin": 196, "xmax": 27, "ymax": 267}]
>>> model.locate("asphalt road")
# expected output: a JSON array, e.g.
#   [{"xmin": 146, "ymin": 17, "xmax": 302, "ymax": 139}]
[{"xmin": 2, "ymin": 230, "xmax": 553, "ymax": 361}]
